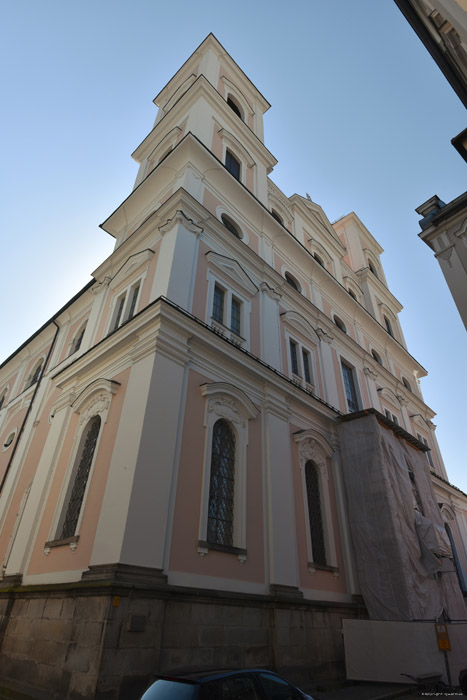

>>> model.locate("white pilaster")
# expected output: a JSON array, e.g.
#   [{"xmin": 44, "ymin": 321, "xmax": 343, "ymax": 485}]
[
  {"xmin": 259, "ymin": 283, "xmax": 282, "ymax": 370},
  {"xmin": 150, "ymin": 210, "xmax": 202, "ymax": 311},
  {"xmin": 119, "ymin": 326, "xmax": 190, "ymax": 570},
  {"xmin": 316, "ymin": 329, "xmax": 340, "ymax": 409}
]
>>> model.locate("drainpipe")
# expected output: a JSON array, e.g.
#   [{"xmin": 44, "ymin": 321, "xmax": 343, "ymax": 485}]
[{"xmin": 0, "ymin": 321, "xmax": 60, "ymax": 494}]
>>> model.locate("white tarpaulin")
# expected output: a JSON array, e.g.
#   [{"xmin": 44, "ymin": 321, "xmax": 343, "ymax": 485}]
[{"xmin": 338, "ymin": 413, "xmax": 466, "ymax": 621}]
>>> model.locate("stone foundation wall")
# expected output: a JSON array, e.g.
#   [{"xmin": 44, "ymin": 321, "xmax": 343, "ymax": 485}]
[{"xmin": 0, "ymin": 581, "xmax": 366, "ymax": 700}]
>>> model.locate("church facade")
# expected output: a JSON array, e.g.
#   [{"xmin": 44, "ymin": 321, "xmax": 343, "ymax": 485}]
[{"xmin": 0, "ymin": 34, "xmax": 466, "ymax": 700}]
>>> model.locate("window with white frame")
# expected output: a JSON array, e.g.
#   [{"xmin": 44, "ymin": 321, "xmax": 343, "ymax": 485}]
[
  {"xmin": 206, "ymin": 252, "xmax": 258, "ymax": 348},
  {"xmin": 69, "ymin": 321, "xmax": 87, "ymax": 356},
  {"xmin": 56, "ymin": 415, "xmax": 102, "ymax": 540},
  {"xmin": 294, "ymin": 431, "xmax": 338, "ymax": 573},
  {"xmin": 211, "ymin": 283, "xmax": 243, "ymax": 339},
  {"xmin": 341, "ymin": 361, "xmax": 360, "ymax": 413},
  {"xmin": 25, "ymin": 358, "xmax": 44, "ymax": 390},
  {"xmin": 198, "ymin": 383, "xmax": 258, "ymax": 558},
  {"xmin": 108, "ymin": 280, "xmax": 141, "ymax": 334},
  {"xmin": 288, "ymin": 336, "xmax": 315, "ymax": 388},
  {"xmin": 50, "ymin": 379, "xmax": 118, "ymax": 545}
]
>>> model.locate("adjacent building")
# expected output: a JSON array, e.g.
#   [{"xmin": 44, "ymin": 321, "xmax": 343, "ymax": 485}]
[{"xmin": 0, "ymin": 34, "xmax": 465, "ymax": 700}]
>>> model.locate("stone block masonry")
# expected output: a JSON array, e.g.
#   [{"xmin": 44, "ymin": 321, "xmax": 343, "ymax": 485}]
[{"xmin": 0, "ymin": 579, "xmax": 366, "ymax": 700}]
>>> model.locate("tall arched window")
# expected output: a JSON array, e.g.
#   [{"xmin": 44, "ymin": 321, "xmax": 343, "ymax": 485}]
[
  {"xmin": 305, "ymin": 460, "xmax": 326, "ymax": 566},
  {"xmin": 207, "ymin": 419, "xmax": 236, "ymax": 547},
  {"xmin": 58, "ymin": 415, "xmax": 101, "ymax": 539},
  {"xmin": 26, "ymin": 359, "xmax": 44, "ymax": 389}
]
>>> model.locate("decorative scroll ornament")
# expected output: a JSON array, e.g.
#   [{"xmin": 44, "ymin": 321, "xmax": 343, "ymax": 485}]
[
  {"xmin": 316, "ymin": 328, "xmax": 333, "ymax": 344},
  {"xmin": 78, "ymin": 393, "xmax": 110, "ymax": 426},
  {"xmin": 299, "ymin": 438, "xmax": 328, "ymax": 479},
  {"xmin": 208, "ymin": 396, "xmax": 245, "ymax": 427},
  {"xmin": 158, "ymin": 210, "xmax": 203, "ymax": 237},
  {"xmin": 260, "ymin": 281, "xmax": 282, "ymax": 301},
  {"xmin": 91, "ymin": 277, "xmax": 111, "ymax": 295},
  {"xmin": 363, "ymin": 366, "xmax": 378, "ymax": 380}
]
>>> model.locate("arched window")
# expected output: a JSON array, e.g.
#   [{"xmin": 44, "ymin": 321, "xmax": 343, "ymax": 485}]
[
  {"xmin": 225, "ymin": 150, "xmax": 241, "ymax": 181},
  {"xmin": 402, "ymin": 377, "xmax": 412, "ymax": 392},
  {"xmin": 221, "ymin": 214, "xmax": 241, "ymax": 239},
  {"xmin": 333, "ymin": 315, "xmax": 347, "ymax": 333},
  {"xmin": 69, "ymin": 322, "xmax": 87, "ymax": 356},
  {"xmin": 227, "ymin": 95, "xmax": 243, "ymax": 120},
  {"xmin": 313, "ymin": 253, "xmax": 324, "ymax": 267},
  {"xmin": 348, "ymin": 288, "xmax": 357, "ymax": 300},
  {"xmin": 0, "ymin": 389, "xmax": 7, "ymax": 410},
  {"xmin": 284, "ymin": 272, "xmax": 300, "ymax": 292},
  {"xmin": 26, "ymin": 360, "xmax": 44, "ymax": 389},
  {"xmin": 58, "ymin": 415, "xmax": 101, "ymax": 540},
  {"xmin": 305, "ymin": 460, "xmax": 326, "ymax": 566},
  {"xmin": 271, "ymin": 209, "xmax": 283, "ymax": 225},
  {"xmin": 207, "ymin": 419, "xmax": 236, "ymax": 547},
  {"xmin": 384, "ymin": 315, "xmax": 394, "ymax": 338},
  {"xmin": 158, "ymin": 147, "xmax": 172, "ymax": 164},
  {"xmin": 368, "ymin": 260, "xmax": 378, "ymax": 278},
  {"xmin": 371, "ymin": 349, "xmax": 383, "ymax": 365}
]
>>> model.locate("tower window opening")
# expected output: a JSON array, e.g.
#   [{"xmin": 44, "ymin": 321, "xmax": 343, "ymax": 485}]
[
  {"xmin": 225, "ymin": 150, "xmax": 240, "ymax": 181},
  {"xmin": 227, "ymin": 96, "xmax": 243, "ymax": 120}
]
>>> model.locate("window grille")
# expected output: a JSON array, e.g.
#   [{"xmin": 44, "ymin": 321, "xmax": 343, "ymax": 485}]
[
  {"xmin": 302, "ymin": 350, "xmax": 312, "ymax": 384},
  {"xmin": 305, "ymin": 460, "xmax": 326, "ymax": 565},
  {"xmin": 213, "ymin": 285, "xmax": 225, "ymax": 324},
  {"xmin": 207, "ymin": 419, "xmax": 235, "ymax": 546},
  {"xmin": 230, "ymin": 298, "xmax": 241, "ymax": 335},
  {"xmin": 60, "ymin": 415, "xmax": 101, "ymax": 539},
  {"xmin": 341, "ymin": 362, "xmax": 359, "ymax": 412},
  {"xmin": 289, "ymin": 340, "xmax": 299, "ymax": 375}
]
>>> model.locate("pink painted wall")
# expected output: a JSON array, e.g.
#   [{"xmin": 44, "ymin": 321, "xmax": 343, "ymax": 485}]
[
  {"xmin": 26, "ymin": 368, "xmax": 130, "ymax": 576},
  {"xmin": 169, "ymin": 369, "xmax": 265, "ymax": 583}
]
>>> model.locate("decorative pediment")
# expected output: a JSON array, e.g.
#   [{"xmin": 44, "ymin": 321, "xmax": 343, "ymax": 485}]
[
  {"xmin": 200, "ymin": 382, "xmax": 258, "ymax": 422},
  {"xmin": 148, "ymin": 126, "xmax": 182, "ymax": 162},
  {"xmin": 377, "ymin": 386, "xmax": 400, "ymax": 409},
  {"xmin": 206, "ymin": 252, "xmax": 258, "ymax": 296},
  {"xmin": 108, "ymin": 250, "xmax": 154, "ymax": 290},
  {"xmin": 280, "ymin": 311, "xmax": 320, "ymax": 343}
]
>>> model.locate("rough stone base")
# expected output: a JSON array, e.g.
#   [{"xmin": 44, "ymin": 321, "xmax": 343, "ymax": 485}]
[{"xmin": 0, "ymin": 575, "xmax": 367, "ymax": 700}]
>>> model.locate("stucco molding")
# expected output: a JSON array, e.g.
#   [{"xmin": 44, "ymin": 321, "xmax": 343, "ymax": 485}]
[
  {"xmin": 260, "ymin": 281, "xmax": 282, "ymax": 301},
  {"xmin": 108, "ymin": 249, "xmax": 154, "ymax": 290},
  {"xmin": 159, "ymin": 210, "xmax": 203, "ymax": 237},
  {"xmin": 281, "ymin": 311, "xmax": 320, "ymax": 344},
  {"xmin": 316, "ymin": 328, "xmax": 334, "ymax": 345}
]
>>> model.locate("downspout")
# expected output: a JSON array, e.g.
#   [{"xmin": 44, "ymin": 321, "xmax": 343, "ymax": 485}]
[{"xmin": 0, "ymin": 320, "xmax": 60, "ymax": 494}]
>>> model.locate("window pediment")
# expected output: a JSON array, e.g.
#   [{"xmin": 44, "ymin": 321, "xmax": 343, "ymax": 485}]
[
  {"xmin": 206, "ymin": 252, "xmax": 258, "ymax": 296},
  {"xmin": 200, "ymin": 382, "xmax": 258, "ymax": 422},
  {"xmin": 108, "ymin": 250, "xmax": 154, "ymax": 291},
  {"xmin": 281, "ymin": 311, "xmax": 320, "ymax": 343},
  {"xmin": 220, "ymin": 76, "xmax": 254, "ymax": 117}
]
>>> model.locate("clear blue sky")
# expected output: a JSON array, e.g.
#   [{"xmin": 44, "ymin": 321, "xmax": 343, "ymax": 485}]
[{"xmin": 1, "ymin": 1, "xmax": 466, "ymax": 488}]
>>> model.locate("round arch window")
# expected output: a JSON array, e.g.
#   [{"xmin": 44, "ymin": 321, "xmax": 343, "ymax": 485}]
[
  {"xmin": 333, "ymin": 315, "xmax": 347, "ymax": 333},
  {"xmin": 2, "ymin": 432, "xmax": 16, "ymax": 451},
  {"xmin": 227, "ymin": 95, "xmax": 243, "ymax": 120},
  {"xmin": 284, "ymin": 272, "xmax": 301, "ymax": 292},
  {"xmin": 371, "ymin": 349, "xmax": 383, "ymax": 366},
  {"xmin": 221, "ymin": 214, "xmax": 242, "ymax": 239}
]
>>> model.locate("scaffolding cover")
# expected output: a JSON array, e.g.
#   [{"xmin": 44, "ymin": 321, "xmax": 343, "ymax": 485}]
[{"xmin": 338, "ymin": 413, "xmax": 465, "ymax": 621}]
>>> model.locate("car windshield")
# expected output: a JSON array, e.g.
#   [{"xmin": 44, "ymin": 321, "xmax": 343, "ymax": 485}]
[{"xmin": 141, "ymin": 679, "xmax": 198, "ymax": 699}]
